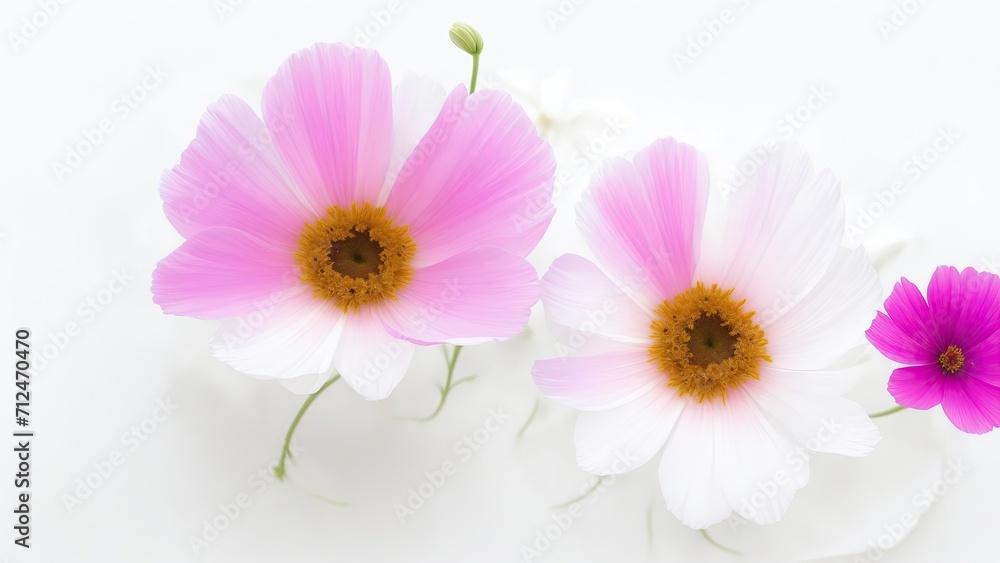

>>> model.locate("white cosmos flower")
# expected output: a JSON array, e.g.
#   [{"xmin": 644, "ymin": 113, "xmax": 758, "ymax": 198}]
[{"xmin": 532, "ymin": 138, "xmax": 882, "ymax": 528}]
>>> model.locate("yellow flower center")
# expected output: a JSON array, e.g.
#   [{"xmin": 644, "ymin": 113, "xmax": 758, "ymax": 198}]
[
  {"xmin": 938, "ymin": 345, "xmax": 965, "ymax": 374},
  {"xmin": 294, "ymin": 202, "xmax": 415, "ymax": 312},
  {"xmin": 649, "ymin": 283, "xmax": 771, "ymax": 403}
]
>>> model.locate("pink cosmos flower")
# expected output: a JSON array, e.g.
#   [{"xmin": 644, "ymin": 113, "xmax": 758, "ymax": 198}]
[
  {"xmin": 866, "ymin": 266, "xmax": 1000, "ymax": 433},
  {"xmin": 153, "ymin": 43, "xmax": 554, "ymax": 399},
  {"xmin": 532, "ymin": 138, "xmax": 881, "ymax": 528}
]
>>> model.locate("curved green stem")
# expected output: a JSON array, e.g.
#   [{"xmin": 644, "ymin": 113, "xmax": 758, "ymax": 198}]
[
  {"xmin": 700, "ymin": 529, "xmax": 741, "ymax": 556},
  {"xmin": 469, "ymin": 53, "xmax": 480, "ymax": 94},
  {"xmin": 516, "ymin": 397, "xmax": 540, "ymax": 440},
  {"xmin": 869, "ymin": 405, "xmax": 907, "ymax": 418},
  {"xmin": 552, "ymin": 476, "xmax": 607, "ymax": 509},
  {"xmin": 400, "ymin": 345, "xmax": 471, "ymax": 422},
  {"xmin": 274, "ymin": 375, "xmax": 340, "ymax": 480}
]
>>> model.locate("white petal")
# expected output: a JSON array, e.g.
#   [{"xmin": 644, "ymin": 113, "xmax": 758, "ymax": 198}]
[
  {"xmin": 765, "ymin": 247, "xmax": 881, "ymax": 370},
  {"xmin": 541, "ymin": 254, "xmax": 653, "ymax": 345},
  {"xmin": 711, "ymin": 144, "xmax": 844, "ymax": 313},
  {"xmin": 378, "ymin": 72, "xmax": 447, "ymax": 204},
  {"xmin": 659, "ymin": 390, "xmax": 809, "ymax": 528},
  {"xmin": 333, "ymin": 309, "xmax": 416, "ymax": 400},
  {"xmin": 279, "ymin": 372, "xmax": 334, "ymax": 395},
  {"xmin": 574, "ymin": 386, "xmax": 685, "ymax": 475},
  {"xmin": 748, "ymin": 371, "xmax": 881, "ymax": 457},
  {"xmin": 210, "ymin": 288, "xmax": 343, "ymax": 379}
]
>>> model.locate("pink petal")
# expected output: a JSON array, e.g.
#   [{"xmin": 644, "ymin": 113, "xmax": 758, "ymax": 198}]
[
  {"xmin": 210, "ymin": 288, "xmax": 343, "ymax": 380},
  {"xmin": 152, "ymin": 227, "xmax": 298, "ymax": 319},
  {"xmin": 939, "ymin": 375, "xmax": 1000, "ymax": 434},
  {"xmin": 767, "ymin": 247, "xmax": 880, "ymax": 370},
  {"xmin": 573, "ymin": 386, "xmax": 685, "ymax": 475},
  {"xmin": 886, "ymin": 364, "xmax": 946, "ymax": 410},
  {"xmin": 378, "ymin": 247, "xmax": 539, "ymax": 344},
  {"xmin": 160, "ymin": 95, "xmax": 315, "ymax": 246},
  {"xmin": 712, "ymin": 144, "xmax": 843, "ymax": 313},
  {"xmin": 577, "ymin": 138, "xmax": 707, "ymax": 309},
  {"xmin": 866, "ymin": 278, "xmax": 939, "ymax": 364},
  {"xmin": 334, "ymin": 309, "xmax": 415, "ymax": 400},
  {"xmin": 384, "ymin": 88, "xmax": 555, "ymax": 266},
  {"xmin": 261, "ymin": 43, "xmax": 393, "ymax": 211},
  {"xmin": 532, "ymin": 347, "xmax": 664, "ymax": 411},
  {"xmin": 927, "ymin": 266, "xmax": 1000, "ymax": 347},
  {"xmin": 378, "ymin": 72, "xmax": 448, "ymax": 203},
  {"xmin": 540, "ymin": 254, "xmax": 653, "ymax": 345}
]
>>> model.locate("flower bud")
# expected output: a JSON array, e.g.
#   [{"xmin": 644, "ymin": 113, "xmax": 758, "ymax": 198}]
[{"xmin": 449, "ymin": 22, "xmax": 483, "ymax": 55}]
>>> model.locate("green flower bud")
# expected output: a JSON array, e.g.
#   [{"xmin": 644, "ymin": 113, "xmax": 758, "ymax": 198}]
[{"xmin": 449, "ymin": 22, "xmax": 483, "ymax": 56}]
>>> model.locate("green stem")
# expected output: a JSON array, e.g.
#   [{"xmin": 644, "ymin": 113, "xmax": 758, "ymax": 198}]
[
  {"xmin": 515, "ymin": 397, "xmax": 540, "ymax": 440},
  {"xmin": 700, "ymin": 529, "xmax": 741, "ymax": 556},
  {"xmin": 400, "ymin": 345, "xmax": 472, "ymax": 422},
  {"xmin": 869, "ymin": 404, "xmax": 907, "ymax": 418},
  {"xmin": 274, "ymin": 375, "xmax": 340, "ymax": 480},
  {"xmin": 552, "ymin": 476, "xmax": 607, "ymax": 509},
  {"xmin": 469, "ymin": 53, "xmax": 480, "ymax": 94}
]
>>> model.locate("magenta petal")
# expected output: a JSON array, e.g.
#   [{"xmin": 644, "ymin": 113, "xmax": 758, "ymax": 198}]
[
  {"xmin": 532, "ymin": 350, "xmax": 663, "ymax": 411},
  {"xmin": 384, "ymin": 88, "xmax": 555, "ymax": 266},
  {"xmin": 939, "ymin": 376, "xmax": 1000, "ymax": 434},
  {"xmin": 577, "ymin": 138, "xmax": 707, "ymax": 308},
  {"xmin": 152, "ymin": 227, "xmax": 297, "ymax": 319},
  {"xmin": 379, "ymin": 246, "xmax": 539, "ymax": 344},
  {"xmin": 160, "ymin": 95, "xmax": 313, "ymax": 245},
  {"xmin": 967, "ymin": 328, "xmax": 1000, "ymax": 385},
  {"xmin": 262, "ymin": 43, "xmax": 393, "ymax": 210},
  {"xmin": 886, "ymin": 364, "xmax": 946, "ymax": 410},
  {"xmin": 866, "ymin": 311, "xmax": 937, "ymax": 365},
  {"xmin": 927, "ymin": 266, "xmax": 1000, "ymax": 347},
  {"xmin": 874, "ymin": 277, "xmax": 941, "ymax": 358}
]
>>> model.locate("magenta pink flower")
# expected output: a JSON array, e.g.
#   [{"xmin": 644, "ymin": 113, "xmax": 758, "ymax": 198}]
[
  {"xmin": 866, "ymin": 266, "xmax": 1000, "ymax": 433},
  {"xmin": 153, "ymin": 43, "xmax": 554, "ymax": 399}
]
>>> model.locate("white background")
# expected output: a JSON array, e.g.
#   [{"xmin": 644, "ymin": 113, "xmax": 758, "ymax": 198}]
[{"xmin": 3, "ymin": 0, "xmax": 1000, "ymax": 561}]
